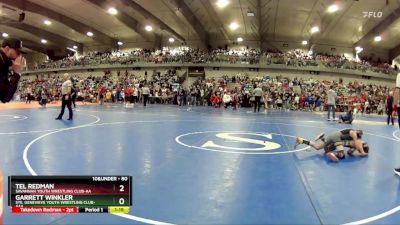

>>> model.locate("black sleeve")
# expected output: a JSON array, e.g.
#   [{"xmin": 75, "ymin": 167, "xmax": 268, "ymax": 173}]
[{"xmin": 339, "ymin": 129, "xmax": 352, "ymax": 135}]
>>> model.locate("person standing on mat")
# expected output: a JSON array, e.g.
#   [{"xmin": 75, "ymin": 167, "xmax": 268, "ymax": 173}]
[
  {"xmin": 394, "ymin": 73, "xmax": 400, "ymax": 129},
  {"xmin": 71, "ymin": 83, "xmax": 77, "ymax": 108},
  {"xmin": 253, "ymin": 84, "xmax": 263, "ymax": 112},
  {"xmin": 56, "ymin": 73, "xmax": 73, "ymax": 120},
  {"xmin": 326, "ymin": 85, "xmax": 337, "ymax": 121},
  {"xmin": 393, "ymin": 73, "xmax": 400, "ymax": 175},
  {"xmin": 386, "ymin": 91, "xmax": 394, "ymax": 126},
  {"xmin": 0, "ymin": 38, "xmax": 26, "ymax": 103},
  {"xmin": 141, "ymin": 83, "xmax": 150, "ymax": 107}
]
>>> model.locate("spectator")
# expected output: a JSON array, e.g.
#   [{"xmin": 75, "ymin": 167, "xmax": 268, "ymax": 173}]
[
  {"xmin": 386, "ymin": 91, "xmax": 394, "ymax": 125},
  {"xmin": 327, "ymin": 86, "xmax": 337, "ymax": 121},
  {"xmin": 223, "ymin": 92, "xmax": 232, "ymax": 108},
  {"xmin": 142, "ymin": 83, "xmax": 150, "ymax": 107},
  {"xmin": 253, "ymin": 84, "xmax": 263, "ymax": 112}
]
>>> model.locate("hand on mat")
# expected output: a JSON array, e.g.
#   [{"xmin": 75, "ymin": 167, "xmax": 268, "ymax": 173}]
[{"xmin": 12, "ymin": 55, "xmax": 26, "ymax": 74}]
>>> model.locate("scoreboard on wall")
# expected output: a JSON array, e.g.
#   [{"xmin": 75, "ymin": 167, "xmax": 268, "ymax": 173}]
[{"xmin": 8, "ymin": 176, "xmax": 132, "ymax": 214}]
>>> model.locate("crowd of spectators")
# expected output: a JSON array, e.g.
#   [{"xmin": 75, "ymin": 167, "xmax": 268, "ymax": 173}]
[
  {"xmin": 17, "ymin": 69, "xmax": 181, "ymax": 105},
  {"xmin": 182, "ymin": 74, "xmax": 389, "ymax": 115},
  {"xmin": 16, "ymin": 69, "xmax": 392, "ymax": 115},
  {"xmin": 30, "ymin": 47, "xmax": 398, "ymax": 76}
]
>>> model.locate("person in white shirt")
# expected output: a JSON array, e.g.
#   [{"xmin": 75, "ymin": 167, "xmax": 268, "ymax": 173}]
[
  {"xmin": 133, "ymin": 86, "xmax": 138, "ymax": 103},
  {"xmin": 55, "ymin": 73, "xmax": 73, "ymax": 120},
  {"xmin": 294, "ymin": 94, "xmax": 300, "ymax": 110},
  {"xmin": 326, "ymin": 86, "xmax": 337, "ymax": 120},
  {"xmin": 223, "ymin": 92, "xmax": 232, "ymax": 108},
  {"xmin": 141, "ymin": 84, "xmax": 150, "ymax": 107}
]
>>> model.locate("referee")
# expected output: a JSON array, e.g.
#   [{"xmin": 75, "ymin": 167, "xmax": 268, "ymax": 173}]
[
  {"xmin": 55, "ymin": 73, "xmax": 73, "ymax": 120},
  {"xmin": 253, "ymin": 84, "xmax": 263, "ymax": 112}
]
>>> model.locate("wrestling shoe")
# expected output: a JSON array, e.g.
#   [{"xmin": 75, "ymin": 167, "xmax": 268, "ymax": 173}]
[
  {"xmin": 394, "ymin": 168, "xmax": 400, "ymax": 176},
  {"xmin": 294, "ymin": 137, "xmax": 304, "ymax": 149}
]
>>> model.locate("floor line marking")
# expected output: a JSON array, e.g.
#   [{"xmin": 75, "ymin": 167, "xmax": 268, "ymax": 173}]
[
  {"xmin": 21, "ymin": 117, "xmax": 400, "ymax": 224},
  {"xmin": 0, "ymin": 114, "xmax": 100, "ymax": 135}
]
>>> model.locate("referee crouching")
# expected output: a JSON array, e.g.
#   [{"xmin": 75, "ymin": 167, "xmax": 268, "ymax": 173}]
[{"xmin": 55, "ymin": 73, "xmax": 73, "ymax": 120}]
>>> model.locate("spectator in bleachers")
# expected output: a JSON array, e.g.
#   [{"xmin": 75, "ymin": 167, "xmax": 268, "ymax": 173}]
[{"xmin": 386, "ymin": 91, "xmax": 395, "ymax": 125}]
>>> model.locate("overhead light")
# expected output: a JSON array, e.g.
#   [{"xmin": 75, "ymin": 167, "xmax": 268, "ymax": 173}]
[
  {"xmin": 355, "ymin": 46, "xmax": 363, "ymax": 53},
  {"xmin": 117, "ymin": 41, "xmax": 123, "ymax": 45},
  {"xmin": 310, "ymin": 26, "xmax": 319, "ymax": 33},
  {"xmin": 327, "ymin": 4, "xmax": 339, "ymax": 13},
  {"xmin": 374, "ymin": 36, "xmax": 382, "ymax": 42},
  {"xmin": 237, "ymin": 37, "xmax": 243, "ymax": 42},
  {"xmin": 145, "ymin": 25, "xmax": 153, "ymax": 31},
  {"xmin": 169, "ymin": 38, "xmax": 175, "ymax": 43},
  {"xmin": 67, "ymin": 47, "xmax": 77, "ymax": 52},
  {"xmin": 216, "ymin": 0, "xmax": 229, "ymax": 8},
  {"xmin": 87, "ymin": 31, "xmax": 93, "ymax": 37},
  {"xmin": 2, "ymin": 33, "xmax": 8, "ymax": 38},
  {"xmin": 41, "ymin": 39, "xmax": 47, "ymax": 44},
  {"xmin": 302, "ymin": 40, "xmax": 308, "ymax": 45},
  {"xmin": 229, "ymin": 22, "xmax": 239, "ymax": 30},
  {"xmin": 358, "ymin": 26, "xmax": 362, "ymax": 32},
  {"xmin": 247, "ymin": 11, "xmax": 255, "ymax": 17},
  {"xmin": 44, "ymin": 20, "xmax": 52, "ymax": 25},
  {"xmin": 73, "ymin": 45, "xmax": 78, "ymax": 49},
  {"xmin": 108, "ymin": 7, "xmax": 118, "ymax": 15}
]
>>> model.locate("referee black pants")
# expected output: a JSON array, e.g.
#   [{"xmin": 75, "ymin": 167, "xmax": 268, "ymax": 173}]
[
  {"xmin": 57, "ymin": 94, "xmax": 73, "ymax": 119},
  {"xmin": 143, "ymin": 94, "xmax": 149, "ymax": 107},
  {"xmin": 254, "ymin": 96, "xmax": 261, "ymax": 112},
  {"xmin": 387, "ymin": 108, "xmax": 394, "ymax": 125}
]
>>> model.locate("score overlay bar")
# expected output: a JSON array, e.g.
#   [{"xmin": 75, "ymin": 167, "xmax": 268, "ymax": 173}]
[{"xmin": 8, "ymin": 176, "xmax": 132, "ymax": 213}]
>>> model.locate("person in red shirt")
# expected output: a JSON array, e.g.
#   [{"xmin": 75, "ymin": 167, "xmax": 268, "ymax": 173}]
[
  {"xmin": 124, "ymin": 85, "xmax": 134, "ymax": 108},
  {"xmin": 210, "ymin": 92, "xmax": 222, "ymax": 108},
  {"xmin": 299, "ymin": 94, "xmax": 305, "ymax": 110},
  {"xmin": 98, "ymin": 83, "xmax": 106, "ymax": 105}
]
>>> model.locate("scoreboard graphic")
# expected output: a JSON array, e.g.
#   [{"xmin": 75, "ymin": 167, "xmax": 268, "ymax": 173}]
[{"xmin": 8, "ymin": 176, "xmax": 132, "ymax": 214}]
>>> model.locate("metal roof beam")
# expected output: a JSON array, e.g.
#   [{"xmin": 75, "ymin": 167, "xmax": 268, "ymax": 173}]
[
  {"xmin": 167, "ymin": 0, "xmax": 208, "ymax": 45},
  {"xmin": 85, "ymin": 0, "xmax": 160, "ymax": 43},
  {"xmin": 0, "ymin": 17, "xmax": 82, "ymax": 49},
  {"xmin": 200, "ymin": 0, "xmax": 230, "ymax": 41},
  {"xmin": 120, "ymin": 0, "xmax": 186, "ymax": 42},
  {"xmin": 355, "ymin": 7, "xmax": 400, "ymax": 48},
  {"xmin": 2, "ymin": 0, "xmax": 117, "ymax": 46},
  {"xmin": 389, "ymin": 43, "xmax": 400, "ymax": 61}
]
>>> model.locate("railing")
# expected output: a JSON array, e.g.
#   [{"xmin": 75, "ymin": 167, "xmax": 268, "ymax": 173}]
[{"xmin": 24, "ymin": 55, "xmax": 397, "ymax": 81}]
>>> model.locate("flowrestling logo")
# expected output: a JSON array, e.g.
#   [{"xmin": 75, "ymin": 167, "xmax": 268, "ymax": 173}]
[
  {"xmin": 175, "ymin": 131, "xmax": 310, "ymax": 155},
  {"xmin": 363, "ymin": 11, "xmax": 383, "ymax": 18}
]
